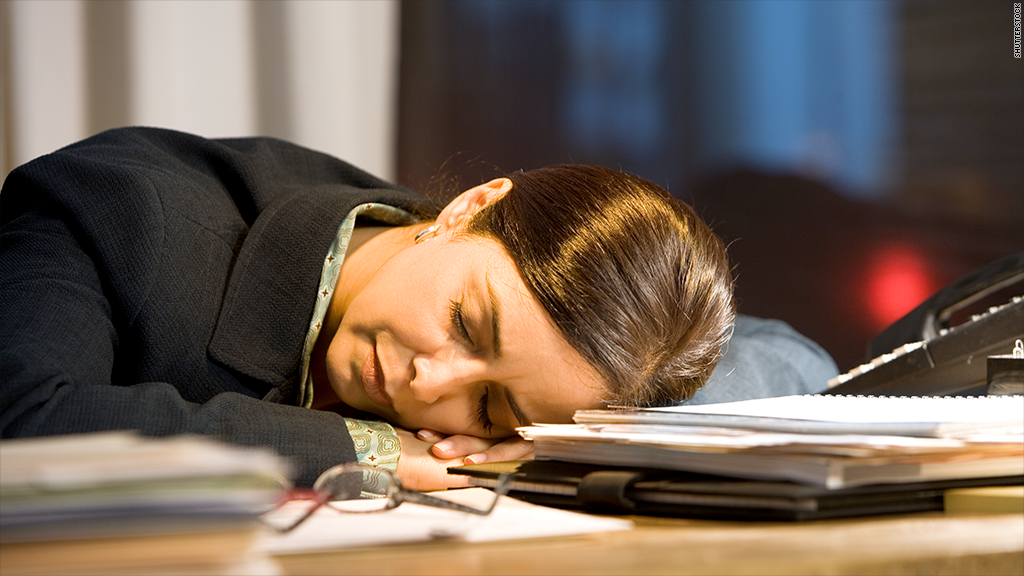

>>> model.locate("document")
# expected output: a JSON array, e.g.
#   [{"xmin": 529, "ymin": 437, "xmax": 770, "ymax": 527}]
[
  {"xmin": 0, "ymin": 432, "xmax": 288, "ymax": 575},
  {"xmin": 520, "ymin": 394, "xmax": 1024, "ymax": 489},
  {"xmin": 1, "ymin": 432, "xmax": 286, "ymax": 542},
  {"xmin": 259, "ymin": 487, "xmax": 634, "ymax": 555},
  {"xmin": 574, "ymin": 394, "xmax": 1024, "ymax": 437}
]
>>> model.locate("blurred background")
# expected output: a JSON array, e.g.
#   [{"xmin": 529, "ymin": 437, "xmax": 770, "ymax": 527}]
[{"xmin": 3, "ymin": 0, "xmax": 1022, "ymax": 373}]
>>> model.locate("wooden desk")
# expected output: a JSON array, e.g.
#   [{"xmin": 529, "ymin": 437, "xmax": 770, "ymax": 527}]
[{"xmin": 276, "ymin": 511, "xmax": 1024, "ymax": 575}]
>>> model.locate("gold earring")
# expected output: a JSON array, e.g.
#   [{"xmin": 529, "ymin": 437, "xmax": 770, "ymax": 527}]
[{"xmin": 414, "ymin": 224, "xmax": 440, "ymax": 244}]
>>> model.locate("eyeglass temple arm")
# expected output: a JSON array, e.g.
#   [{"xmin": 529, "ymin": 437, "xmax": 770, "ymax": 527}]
[
  {"xmin": 267, "ymin": 490, "xmax": 333, "ymax": 533},
  {"xmin": 397, "ymin": 473, "xmax": 512, "ymax": 516}
]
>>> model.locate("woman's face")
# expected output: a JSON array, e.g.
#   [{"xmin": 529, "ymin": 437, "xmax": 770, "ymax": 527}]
[{"xmin": 323, "ymin": 232, "xmax": 606, "ymax": 438}]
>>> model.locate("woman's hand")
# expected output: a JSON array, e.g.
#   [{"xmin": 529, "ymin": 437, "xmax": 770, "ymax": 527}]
[
  {"xmin": 394, "ymin": 428, "xmax": 469, "ymax": 491},
  {"xmin": 415, "ymin": 429, "xmax": 534, "ymax": 465},
  {"xmin": 393, "ymin": 428, "xmax": 533, "ymax": 492}
]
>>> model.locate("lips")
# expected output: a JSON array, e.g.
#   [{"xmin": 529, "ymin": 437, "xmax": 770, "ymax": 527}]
[{"xmin": 361, "ymin": 344, "xmax": 393, "ymax": 409}]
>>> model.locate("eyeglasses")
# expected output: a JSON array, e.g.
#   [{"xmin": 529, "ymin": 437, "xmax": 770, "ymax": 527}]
[{"xmin": 267, "ymin": 463, "xmax": 511, "ymax": 532}]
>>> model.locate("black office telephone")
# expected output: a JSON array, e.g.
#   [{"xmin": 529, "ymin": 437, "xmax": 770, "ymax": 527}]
[{"xmin": 827, "ymin": 251, "xmax": 1024, "ymax": 396}]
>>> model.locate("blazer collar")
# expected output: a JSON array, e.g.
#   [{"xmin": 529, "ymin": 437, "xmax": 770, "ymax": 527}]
[{"xmin": 208, "ymin": 188, "xmax": 352, "ymax": 390}]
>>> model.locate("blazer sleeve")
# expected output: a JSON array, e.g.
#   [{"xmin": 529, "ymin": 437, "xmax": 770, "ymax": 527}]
[{"xmin": 0, "ymin": 128, "xmax": 419, "ymax": 486}]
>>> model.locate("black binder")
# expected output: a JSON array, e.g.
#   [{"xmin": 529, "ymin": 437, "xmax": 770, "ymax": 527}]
[{"xmin": 449, "ymin": 460, "xmax": 1024, "ymax": 522}]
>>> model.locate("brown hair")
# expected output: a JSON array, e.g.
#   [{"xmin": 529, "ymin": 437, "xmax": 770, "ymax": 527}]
[{"xmin": 465, "ymin": 165, "xmax": 735, "ymax": 406}]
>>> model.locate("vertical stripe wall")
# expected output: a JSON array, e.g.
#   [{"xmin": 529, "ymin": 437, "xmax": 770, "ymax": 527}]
[{"xmin": 1, "ymin": 0, "xmax": 400, "ymax": 182}]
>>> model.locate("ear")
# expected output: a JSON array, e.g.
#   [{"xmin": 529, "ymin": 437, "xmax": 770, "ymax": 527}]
[{"xmin": 435, "ymin": 178, "xmax": 512, "ymax": 235}]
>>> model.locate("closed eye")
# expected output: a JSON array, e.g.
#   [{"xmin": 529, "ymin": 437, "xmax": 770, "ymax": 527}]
[
  {"xmin": 449, "ymin": 299, "xmax": 473, "ymax": 345},
  {"xmin": 477, "ymin": 386, "xmax": 494, "ymax": 433}
]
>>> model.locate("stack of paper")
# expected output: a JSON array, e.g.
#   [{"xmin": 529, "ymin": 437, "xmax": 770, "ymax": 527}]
[
  {"xmin": 0, "ymin": 432, "xmax": 289, "ymax": 575},
  {"xmin": 520, "ymin": 395, "xmax": 1024, "ymax": 490}
]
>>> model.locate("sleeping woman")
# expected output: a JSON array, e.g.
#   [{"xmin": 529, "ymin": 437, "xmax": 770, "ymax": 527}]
[{"xmin": 0, "ymin": 127, "xmax": 836, "ymax": 489}]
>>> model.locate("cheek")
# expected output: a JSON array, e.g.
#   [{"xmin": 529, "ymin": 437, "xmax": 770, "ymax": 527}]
[
  {"xmin": 359, "ymin": 256, "xmax": 429, "ymax": 313},
  {"xmin": 342, "ymin": 264, "xmax": 412, "ymax": 330},
  {"xmin": 355, "ymin": 252, "xmax": 453, "ymax": 335},
  {"xmin": 391, "ymin": 401, "xmax": 477, "ymax": 437}
]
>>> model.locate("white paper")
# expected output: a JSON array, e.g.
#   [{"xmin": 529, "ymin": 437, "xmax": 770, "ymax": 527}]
[
  {"xmin": 519, "ymin": 423, "xmax": 1023, "ymax": 456},
  {"xmin": 0, "ymin": 431, "xmax": 289, "ymax": 487},
  {"xmin": 648, "ymin": 394, "xmax": 1023, "ymax": 423},
  {"xmin": 258, "ymin": 488, "xmax": 633, "ymax": 555},
  {"xmin": 574, "ymin": 394, "xmax": 1024, "ymax": 438}
]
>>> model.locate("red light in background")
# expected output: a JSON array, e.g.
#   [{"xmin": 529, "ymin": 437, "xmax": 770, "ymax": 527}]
[{"xmin": 864, "ymin": 244, "xmax": 936, "ymax": 331}]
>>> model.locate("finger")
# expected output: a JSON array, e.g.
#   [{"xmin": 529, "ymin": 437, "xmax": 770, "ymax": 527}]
[
  {"xmin": 415, "ymin": 429, "xmax": 446, "ymax": 443},
  {"xmin": 430, "ymin": 434, "xmax": 499, "ymax": 459},
  {"xmin": 463, "ymin": 437, "xmax": 534, "ymax": 465}
]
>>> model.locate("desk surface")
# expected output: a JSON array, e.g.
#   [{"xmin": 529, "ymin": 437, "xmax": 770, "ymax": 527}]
[{"xmin": 276, "ymin": 511, "xmax": 1024, "ymax": 576}]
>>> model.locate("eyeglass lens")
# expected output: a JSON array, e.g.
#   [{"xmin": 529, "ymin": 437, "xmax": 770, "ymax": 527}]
[
  {"xmin": 315, "ymin": 465, "xmax": 396, "ymax": 512},
  {"xmin": 267, "ymin": 464, "xmax": 511, "ymax": 532}
]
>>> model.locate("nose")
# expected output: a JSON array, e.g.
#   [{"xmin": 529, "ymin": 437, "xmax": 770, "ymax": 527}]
[{"xmin": 409, "ymin": 349, "xmax": 484, "ymax": 404}]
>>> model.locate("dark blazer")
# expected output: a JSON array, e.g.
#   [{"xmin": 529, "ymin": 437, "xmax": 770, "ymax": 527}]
[{"xmin": 0, "ymin": 127, "xmax": 429, "ymax": 486}]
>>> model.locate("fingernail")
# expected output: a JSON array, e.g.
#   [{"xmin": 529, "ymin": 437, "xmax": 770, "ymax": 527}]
[
  {"xmin": 416, "ymin": 430, "xmax": 436, "ymax": 442},
  {"xmin": 463, "ymin": 453, "xmax": 487, "ymax": 465},
  {"xmin": 434, "ymin": 440, "xmax": 452, "ymax": 453}
]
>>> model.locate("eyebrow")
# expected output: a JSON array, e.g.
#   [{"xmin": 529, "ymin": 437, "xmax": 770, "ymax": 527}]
[
  {"xmin": 486, "ymin": 278, "xmax": 503, "ymax": 359},
  {"xmin": 503, "ymin": 386, "xmax": 532, "ymax": 427}
]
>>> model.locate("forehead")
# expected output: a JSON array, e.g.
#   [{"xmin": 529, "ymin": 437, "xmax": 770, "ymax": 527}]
[{"xmin": 457, "ymin": 236, "xmax": 607, "ymax": 422}]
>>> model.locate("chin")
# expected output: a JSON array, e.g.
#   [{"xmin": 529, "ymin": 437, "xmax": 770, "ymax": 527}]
[
  {"xmin": 383, "ymin": 413, "xmax": 418, "ymax": 432},
  {"xmin": 345, "ymin": 405, "xmax": 390, "ymax": 422},
  {"xmin": 352, "ymin": 400, "xmax": 397, "ymax": 425}
]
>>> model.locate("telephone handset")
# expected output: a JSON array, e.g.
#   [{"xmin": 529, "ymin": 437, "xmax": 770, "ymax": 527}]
[{"xmin": 828, "ymin": 251, "xmax": 1024, "ymax": 396}]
